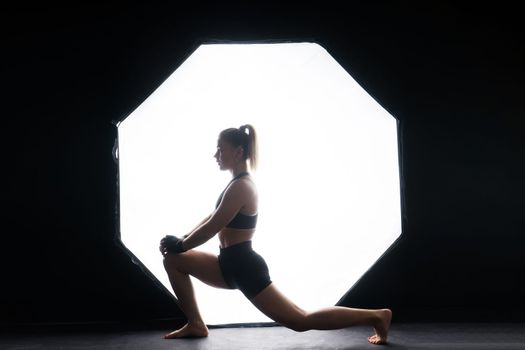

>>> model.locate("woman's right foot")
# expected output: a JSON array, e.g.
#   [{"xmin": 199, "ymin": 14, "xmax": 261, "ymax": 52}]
[
  {"xmin": 368, "ymin": 309, "xmax": 392, "ymax": 345},
  {"xmin": 164, "ymin": 322, "xmax": 209, "ymax": 339}
]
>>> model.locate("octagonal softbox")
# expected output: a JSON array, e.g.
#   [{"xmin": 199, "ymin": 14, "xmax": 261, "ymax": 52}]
[{"xmin": 116, "ymin": 42, "xmax": 401, "ymax": 325}]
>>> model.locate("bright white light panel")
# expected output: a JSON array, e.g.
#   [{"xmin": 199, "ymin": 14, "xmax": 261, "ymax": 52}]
[{"xmin": 118, "ymin": 43, "xmax": 401, "ymax": 325}]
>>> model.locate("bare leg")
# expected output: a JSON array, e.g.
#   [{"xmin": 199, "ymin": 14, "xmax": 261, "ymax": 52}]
[
  {"xmin": 162, "ymin": 250, "xmax": 232, "ymax": 339},
  {"xmin": 163, "ymin": 265, "xmax": 208, "ymax": 338},
  {"xmin": 306, "ymin": 306, "xmax": 392, "ymax": 344},
  {"xmin": 250, "ymin": 283, "xmax": 392, "ymax": 345}
]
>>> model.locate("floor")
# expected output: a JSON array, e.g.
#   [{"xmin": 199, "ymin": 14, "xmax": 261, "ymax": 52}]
[{"xmin": 1, "ymin": 323, "xmax": 524, "ymax": 350}]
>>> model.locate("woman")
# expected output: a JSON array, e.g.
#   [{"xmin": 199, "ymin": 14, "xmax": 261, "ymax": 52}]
[{"xmin": 159, "ymin": 124, "xmax": 392, "ymax": 345}]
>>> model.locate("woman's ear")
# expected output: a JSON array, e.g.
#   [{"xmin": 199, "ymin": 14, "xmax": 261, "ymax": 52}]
[{"xmin": 235, "ymin": 146, "xmax": 244, "ymax": 161}]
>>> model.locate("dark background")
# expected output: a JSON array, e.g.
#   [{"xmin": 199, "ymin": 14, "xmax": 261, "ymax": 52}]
[{"xmin": 2, "ymin": 1, "xmax": 524, "ymax": 329}]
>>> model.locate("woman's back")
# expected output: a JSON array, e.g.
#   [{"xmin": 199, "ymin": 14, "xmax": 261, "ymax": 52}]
[{"xmin": 217, "ymin": 173, "xmax": 258, "ymax": 248}]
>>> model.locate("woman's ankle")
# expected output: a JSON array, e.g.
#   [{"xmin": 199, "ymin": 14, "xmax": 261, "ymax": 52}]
[{"xmin": 188, "ymin": 320, "xmax": 208, "ymax": 329}]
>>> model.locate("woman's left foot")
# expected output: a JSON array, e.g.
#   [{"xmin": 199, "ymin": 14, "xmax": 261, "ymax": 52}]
[
  {"xmin": 367, "ymin": 309, "xmax": 392, "ymax": 345},
  {"xmin": 164, "ymin": 322, "xmax": 209, "ymax": 339}
]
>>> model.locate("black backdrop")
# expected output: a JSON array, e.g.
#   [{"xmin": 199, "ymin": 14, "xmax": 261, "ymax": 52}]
[{"xmin": 3, "ymin": 1, "xmax": 524, "ymax": 328}]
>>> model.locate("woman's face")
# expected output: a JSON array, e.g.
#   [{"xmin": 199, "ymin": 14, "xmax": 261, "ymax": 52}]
[{"xmin": 214, "ymin": 139, "xmax": 241, "ymax": 170}]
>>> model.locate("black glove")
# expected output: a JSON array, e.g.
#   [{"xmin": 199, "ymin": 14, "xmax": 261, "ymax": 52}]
[{"xmin": 162, "ymin": 235, "xmax": 186, "ymax": 254}]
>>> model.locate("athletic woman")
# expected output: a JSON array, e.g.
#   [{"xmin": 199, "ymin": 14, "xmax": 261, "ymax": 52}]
[{"xmin": 159, "ymin": 124, "xmax": 392, "ymax": 345}]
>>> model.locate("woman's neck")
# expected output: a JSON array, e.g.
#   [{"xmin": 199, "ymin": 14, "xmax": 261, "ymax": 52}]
[{"xmin": 231, "ymin": 163, "xmax": 249, "ymax": 177}]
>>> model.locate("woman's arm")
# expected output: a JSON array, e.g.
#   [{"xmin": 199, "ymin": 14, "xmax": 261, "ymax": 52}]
[
  {"xmin": 160, "ymin": 213, "xmax": 213, "ymax": 254},
  {"xmin": 182, "ymin": 213, "xmax": 212, "ymax": 238},
  {"xmin": 182, "ymin": 182, "xmax": 246, "ymax": 250}
]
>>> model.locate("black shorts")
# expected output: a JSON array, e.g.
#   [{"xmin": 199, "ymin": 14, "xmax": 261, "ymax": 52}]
[{"xmin": 218, "ymin": 240, "xmax": 272, "ymax": 299}]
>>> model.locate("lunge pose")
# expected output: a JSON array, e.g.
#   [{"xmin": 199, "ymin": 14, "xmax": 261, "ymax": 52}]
[{"xmin": 159, "ymin": 124, "xmax": 392, "ymax": 345}]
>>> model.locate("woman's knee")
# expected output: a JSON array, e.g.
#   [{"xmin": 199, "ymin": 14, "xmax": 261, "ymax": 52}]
[
  {"xmin": 283, "ymin": 318, "xmax": 309, "ymax": 332},
  {"xmin": 163, "ymin": 253, "xmax": 185, "ymax": 271},
  {"xmin": 279, "ymin": 312, "xmax": 310, "ymax": 332}
]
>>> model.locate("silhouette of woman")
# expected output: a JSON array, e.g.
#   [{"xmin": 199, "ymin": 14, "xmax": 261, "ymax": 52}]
[{"xmin": 160, "ymin": 124, "xmax": 392, "ymax": 345}]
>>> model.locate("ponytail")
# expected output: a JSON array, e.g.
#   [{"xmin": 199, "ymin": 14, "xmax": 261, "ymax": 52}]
[{"xmin": 239, "ymin": 124, "xmax": 258, "ymax": 171}]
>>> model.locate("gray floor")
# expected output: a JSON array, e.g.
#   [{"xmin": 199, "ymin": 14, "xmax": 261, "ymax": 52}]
[{"xmin": 1, "ymin": 323, "xmax": 524, "ymax": 350}]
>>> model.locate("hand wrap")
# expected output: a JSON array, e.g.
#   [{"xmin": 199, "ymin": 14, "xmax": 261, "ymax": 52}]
[{"xmin": 162, "ymin": 235, "xmax": 186, "ymax": 254}]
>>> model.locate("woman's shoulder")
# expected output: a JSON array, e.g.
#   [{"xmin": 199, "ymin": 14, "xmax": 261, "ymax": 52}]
[{"xmin": 228, "ymin": 176, "xmax": 257, "ymax": 195}]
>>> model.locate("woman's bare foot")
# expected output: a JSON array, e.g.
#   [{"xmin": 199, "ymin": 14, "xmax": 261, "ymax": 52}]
[
  {"xmin": 164, "ymin": 322, "xmax": 209, "ymax": 339},
  {"xmin": 367, "ymin": 309, "xmax": 392, "ymax": 345}
]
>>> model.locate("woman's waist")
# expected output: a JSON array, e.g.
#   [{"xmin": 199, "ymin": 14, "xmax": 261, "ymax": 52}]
[
  {"xmin": 219, "ymin": 229, "xmax": 255, "ymax": 248},
  {"xmin": 219, "ymin": 240, "xmax": 254, "ymax": 255}
]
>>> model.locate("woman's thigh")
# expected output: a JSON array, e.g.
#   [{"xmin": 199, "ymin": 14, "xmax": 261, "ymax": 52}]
[
  {"xmin": 163, "ymin": 250, "xmax": 233, "ymax": 290},
  {"xmin": 249, "ymin": 283, "xmax": 306, "ymax": 330}
]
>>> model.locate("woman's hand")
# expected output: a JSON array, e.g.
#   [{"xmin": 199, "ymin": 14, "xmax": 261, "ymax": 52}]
[
  {"xmin": 159, "ymin": 237, "xmax": 168, "ymax": 256},
  {"xmin": 159, "ymin": 235, "xmax": 186, "ymax": 256}
]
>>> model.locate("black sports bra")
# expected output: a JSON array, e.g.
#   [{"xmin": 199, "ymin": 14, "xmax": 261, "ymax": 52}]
[{"xmin": 215, "ymin": 172, "xmax": 258, "ymax": 229}]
